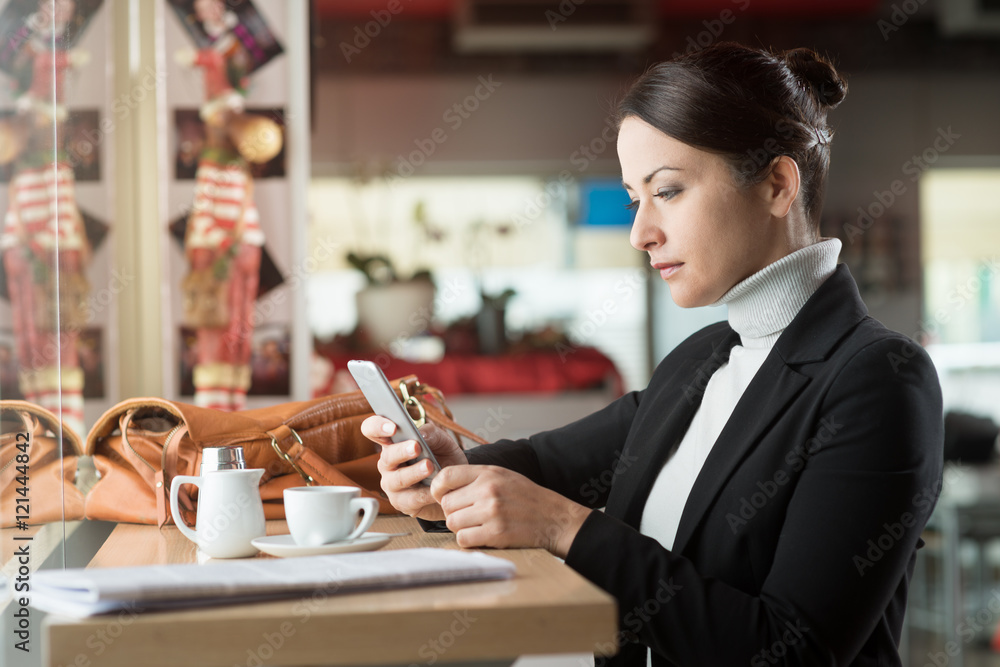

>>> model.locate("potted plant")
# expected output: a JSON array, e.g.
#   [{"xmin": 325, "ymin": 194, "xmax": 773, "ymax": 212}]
[{"xmin": 348, "ymin": 252, "xmax": 435, "ymax": 348}]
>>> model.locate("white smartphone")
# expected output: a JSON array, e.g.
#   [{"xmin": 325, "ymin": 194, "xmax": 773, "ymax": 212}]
[{"xmin": 348, "ymin": 360, "xmax": 441, "ymax": 485}]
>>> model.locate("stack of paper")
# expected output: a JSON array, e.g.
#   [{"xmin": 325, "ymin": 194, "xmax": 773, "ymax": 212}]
[{"xmin": 28, "ymin": 548, "xmax": 516, "ymax": 618}]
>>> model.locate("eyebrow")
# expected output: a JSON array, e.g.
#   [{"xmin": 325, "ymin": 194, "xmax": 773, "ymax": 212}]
[{"xmin": 622, "ymin": 165, "xmax": 682, "ymax": 190}]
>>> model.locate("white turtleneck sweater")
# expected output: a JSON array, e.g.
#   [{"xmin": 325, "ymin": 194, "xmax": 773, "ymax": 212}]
[{"xmin": 638, "ymin": 238, "xmax": 843, "ymax": 551}]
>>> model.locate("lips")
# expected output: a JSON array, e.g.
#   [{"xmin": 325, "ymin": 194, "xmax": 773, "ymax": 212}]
[{"xmin": 652, "ymin": 261, "xmax": 684, "ymax": 280}]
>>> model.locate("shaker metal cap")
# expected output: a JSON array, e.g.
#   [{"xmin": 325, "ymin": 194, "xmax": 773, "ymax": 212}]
[{"xmin": 201, "ymin": 445, "xmax": 247, "ymax": 473}]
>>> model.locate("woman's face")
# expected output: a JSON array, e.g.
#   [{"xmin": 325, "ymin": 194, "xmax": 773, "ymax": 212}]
[{"xmin": 618, "ymin": 116, "xmax": 787, "ymax": 308}]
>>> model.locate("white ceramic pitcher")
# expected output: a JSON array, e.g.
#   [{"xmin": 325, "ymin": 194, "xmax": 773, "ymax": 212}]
[{"xmin": 169, "ymin": 468, "xmax": 266, "ymax": 558}]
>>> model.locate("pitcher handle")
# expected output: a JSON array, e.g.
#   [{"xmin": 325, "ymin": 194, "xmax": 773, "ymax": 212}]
[{"xmin": 169, "ymin": 475, "xmax": 202, "ymax": 545}]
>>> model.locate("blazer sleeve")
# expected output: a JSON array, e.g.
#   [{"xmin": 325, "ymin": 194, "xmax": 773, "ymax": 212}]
[
  {"xmin": 417, "ymin": 388, "xmax": 644, "ymax": 533},
  {"xmin": 564, "ymin": 337, "xmax": 944, "ymax": 666},
  {"xmin": 465, "ymin": 388, "xmax": 645, "ymax": 509}
]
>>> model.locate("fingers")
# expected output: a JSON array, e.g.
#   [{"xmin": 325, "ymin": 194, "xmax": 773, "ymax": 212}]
[
  {"xmin": 375, "ymin": 435, "xmax": 437, "ymax": 518},
  {"xmin": 377, "ymin": 439, "xmax": 423, "ymax": 470},
  {"xmin": 418, "ymin": 421, "xmax": 447, "ymax": 442},
  {"xmin": 376, "ymin": 456, "xmax": 437, "ymax": 517},
  {"xmin": 396, "ymin": 458, "xmax": 437, "ymax": 488},
  {"xmin": 378, "ymin": 481, "xmax": 433, "ymax": 515},
  {"xmin": 377, "ymin": 442, "xmax": 434, "ymax": 491},
  {"xmin": 360, "ymin": 415, "xmax": 396, "ymax": 446},
  {"xmin": 362, "ymin": 412, "xmax": 453, "ymax": 521},
  {"xmin": 453, "ymin": 525, "xmax": 499, "ymax": 550},
  {"xmin": 444, "ymin": 499, "xmax": 522, "ymax": 550},
  {"xmin": 419, "ymin": 422, "xmax": 457, "ymax": 453},
  {"xmin": 431, "ymin": 466, "xmax": 546, "ymax": 550},
  {"xmin": 432, "ymin": 466, "xmax": 506, "ymax": 525},
  {"xmin": 430, "ymin": 465, "xmax": 482, "ymax": 504}
]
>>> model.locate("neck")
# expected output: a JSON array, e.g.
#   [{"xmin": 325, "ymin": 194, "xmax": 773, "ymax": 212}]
[
  {"xmin": 759, "ymin": 218, "xmax": 819, "ymax": 269},
  {"xmin": 713, "ymin": 238, "xmax": 842, "ymax": 348}
]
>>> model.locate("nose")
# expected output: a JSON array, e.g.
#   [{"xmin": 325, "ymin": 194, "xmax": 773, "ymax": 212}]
[{"xmin": 629, "ymin": 202, "xmax": 663, "ymax": 252}]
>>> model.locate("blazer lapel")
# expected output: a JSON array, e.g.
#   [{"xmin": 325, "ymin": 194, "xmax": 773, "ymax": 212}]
[
  {"xmin": 607, "ymin": 331, "xmax": 741, "ymax": 528},
  {"xmin": 670, "ymin": 360, "xmax": 808, "ymax": 555}
]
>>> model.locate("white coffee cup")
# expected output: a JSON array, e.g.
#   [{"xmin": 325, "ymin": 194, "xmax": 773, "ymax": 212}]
[{"xmin": 283, "ymin": 486, "xmax": 379, "ymax": 547}]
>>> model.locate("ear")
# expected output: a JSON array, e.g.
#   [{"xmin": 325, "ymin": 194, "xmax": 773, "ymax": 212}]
[{"xmin": 764, "ymin": 156, "xmax": 801, "ymax": 219}]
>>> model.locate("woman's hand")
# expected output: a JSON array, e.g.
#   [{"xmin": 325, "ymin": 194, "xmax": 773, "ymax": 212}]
[
  {"xmin": 362, "ymin": 416, "xmax": 468, "ymax": 521},
  {"xmin": 430, "ymin": 465, "xmax": 592, "ymax": 558}
]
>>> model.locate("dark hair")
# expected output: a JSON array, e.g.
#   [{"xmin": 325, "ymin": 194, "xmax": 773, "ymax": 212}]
[{"xmin": 616, "ymin": 42, "xmax": 847, "ymax": 227}]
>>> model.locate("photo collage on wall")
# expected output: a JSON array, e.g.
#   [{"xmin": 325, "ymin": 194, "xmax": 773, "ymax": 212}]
[
  {"xmin": 166, "ymin": 0, "xmax": 291, "ymax": 401},
  {"xmin": 0, "ymin": 0, "xmax": 109, "ymax": 402}
]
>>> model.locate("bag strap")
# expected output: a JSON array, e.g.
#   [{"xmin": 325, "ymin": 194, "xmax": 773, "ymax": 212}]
[
  {"xmin": 0, "ymin": 400, "xmax": 83, "ymax": 455},
  {"xmin": 86, "ymin": 398, "xmax": 191, "ymax": 528},
  {"xmin": 116, "ymin": 411, "xmax": 195, "ymax": 529},
  {"xmin": 85, "ymin": 397, "xmax": 185, "ymax": 455},
  {"xmin": 158, "ymin": 424, "xmax": 193, "ymax": 528},
  {"xmin": 391, "ymin": 378, "xmax": 487, "ymax": 448},
  {"xmin": 422, "ymin": 401, "xmax": 488, "ymax": 448},
  {"xmin": 117, "ymin": 410, "xmax": 163, "ymax": 482}
]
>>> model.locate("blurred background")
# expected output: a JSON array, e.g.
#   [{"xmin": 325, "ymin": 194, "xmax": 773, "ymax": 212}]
[
  {"xmin": 306, "ymin": 0, "xmax": 1000, "ymax": 415},
  {"xmin": 2, "ymin": 0, "xmax": 1000, "ymax": 664}
]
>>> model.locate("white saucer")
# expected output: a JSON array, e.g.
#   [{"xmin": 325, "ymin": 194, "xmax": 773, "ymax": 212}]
[{"xmin": 252, "ymin": 532, "xmax": 393, "ymax": 558}]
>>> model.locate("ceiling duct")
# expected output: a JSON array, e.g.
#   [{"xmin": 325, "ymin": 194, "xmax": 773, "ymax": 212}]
[{"xmin": 452, "ymin": 0, "xmax": 657, "ymax": 52}]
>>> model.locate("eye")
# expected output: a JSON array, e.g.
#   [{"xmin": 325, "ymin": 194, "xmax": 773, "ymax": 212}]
[{"xmin": 625, "ymin": 189, "xmax": 681, "ymax": 211}]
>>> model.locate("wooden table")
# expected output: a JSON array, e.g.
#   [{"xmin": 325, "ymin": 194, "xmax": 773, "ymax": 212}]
[{"xmin": 41, "ymin": 516, "xmax": 618, "ymax": 667}]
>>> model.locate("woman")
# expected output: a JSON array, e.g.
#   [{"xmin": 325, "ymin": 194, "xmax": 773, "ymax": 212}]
[{"xmin": 362, "ymin": 43, "xmax": 943, "ymax": 666}]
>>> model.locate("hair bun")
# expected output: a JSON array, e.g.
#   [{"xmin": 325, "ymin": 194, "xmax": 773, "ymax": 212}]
[{"xmin": 783, "ymin": 48, "xmax": 847, "ymax": 110}]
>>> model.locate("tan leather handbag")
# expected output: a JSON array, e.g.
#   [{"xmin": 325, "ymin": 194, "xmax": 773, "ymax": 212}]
[
  {"xmin": 83, "ymin": 376, "xmax": 485, "ymax": 526},
  {"xmin": 0, "ymin": 401, "xmax": 87, "ymax": 527}
]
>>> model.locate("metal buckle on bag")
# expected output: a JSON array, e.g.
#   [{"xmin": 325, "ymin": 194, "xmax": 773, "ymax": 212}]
[
  {"xmin": 398, "ymin": 381, "xmax": 426, "ymax": 428},
  {"xmin": 269, "ymin": 428, "xmax": 315, "ymax": 485}
]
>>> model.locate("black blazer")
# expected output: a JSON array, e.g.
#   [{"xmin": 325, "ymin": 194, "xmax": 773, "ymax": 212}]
[{"xmin": 465, "ymin": 264, "xmax": 944, "ymax": 667}]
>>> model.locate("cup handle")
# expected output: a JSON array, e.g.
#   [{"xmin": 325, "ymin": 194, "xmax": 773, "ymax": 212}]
[
  {"xmin": 169, "ymin": 475, "xmax": 203, "ymax": 545},
  {"xmin": 346, "ymin": 497, "xmax": 379, "ymax": 540}
]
